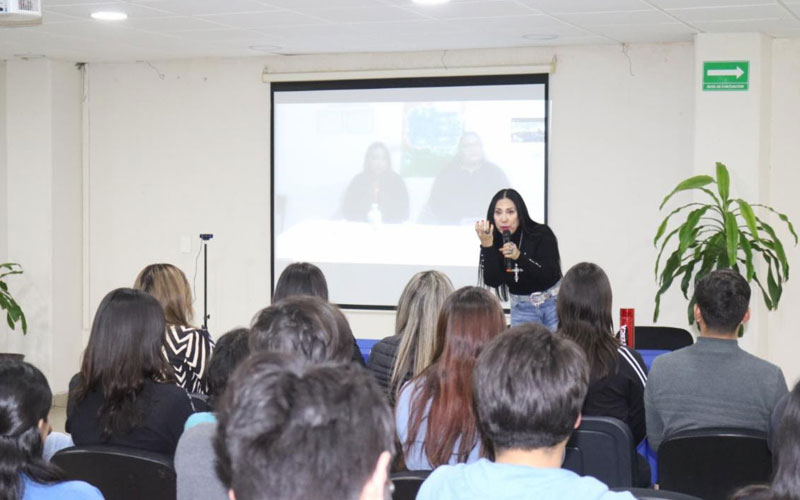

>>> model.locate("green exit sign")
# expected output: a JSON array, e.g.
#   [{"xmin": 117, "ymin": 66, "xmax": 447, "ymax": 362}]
[{"xmin": 703, "ymin": 61, "xmax": 749, "ymax": 91}]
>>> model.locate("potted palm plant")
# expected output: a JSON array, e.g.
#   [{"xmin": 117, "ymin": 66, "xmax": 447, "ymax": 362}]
[
  {"xmin": 654, "ymin": 162, "xmax": 797, "ymax": 327},
  {"xmin": 0, "ymin": 262, "xmax": 27, "ymax": 334}
]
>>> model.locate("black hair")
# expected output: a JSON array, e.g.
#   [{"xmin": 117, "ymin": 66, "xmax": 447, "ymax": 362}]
[
  {"xmin": 205, "ymin": 328, "xmax": 251, "ymax": 410},
  {"xmin": 474, "ymin": 323, "xmax": 588, "ymax": 452},
  {"xmin": 71, "ymin": 288, "xmax": 173, "ymax": 437},
  {"xmin": 214, "ymin": 352, "xmax": 394, "ymax": 500},
  {"xmin": 693, "ymin": 269, "xmax": 751, "ymax": 333},
  {"xmin": 250, "ymin": 295, "xmax": 353, "ymax": 363},
  {"xmin": 557, "ymin": 262, "xmax": 620, "ymax": 380},
  {"xmin": 731, "ymin": 381, "xmax": 800, "ymax": 500},
  {"xmin": 0, "ymin": 360, "xmax": 63, "ymax": 500},
  {"xmin": 273, "ymin": 262, "xmax": 329, "ymax": 302}
]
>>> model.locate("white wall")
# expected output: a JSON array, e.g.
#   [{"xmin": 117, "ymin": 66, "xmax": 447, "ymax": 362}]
[
  {"xmin": 84, "ymin": 43, "xmax": 695, "ymax": 351},
  {"xmin": 5, "ymin": 38, "xmax": 800, "ymax": 391}
]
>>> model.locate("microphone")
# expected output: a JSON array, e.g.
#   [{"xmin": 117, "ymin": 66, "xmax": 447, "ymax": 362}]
[{"xmin": 502, "ymin": 230, "xmax": 512, "ymax": 273}]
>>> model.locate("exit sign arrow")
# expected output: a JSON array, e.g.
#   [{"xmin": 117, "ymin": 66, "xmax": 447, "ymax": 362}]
[
  {"xmin": 703, "ymin": 61, "xmax": 749, "ymax": 91},
  {"xmin": 707, "ymin": 66, "xmax": 744, "ymax": 79}
]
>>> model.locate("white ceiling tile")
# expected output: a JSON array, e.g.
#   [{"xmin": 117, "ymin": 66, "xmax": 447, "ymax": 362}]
[
  {"xmin": 147, "ymin": 0, "xmax": 279, "ymax": 16},
  {"xmin": 555, "ymin": 9, "xmax": 676, "ymax": 26},
  {"xmin": 693, "ymin": 17, "xmax": 800, "ymax": 34},
  {"xmin": 41, "ymin": 11, "xmax": 87, "ymax": 23},
  {"xmin": 174, "ymin": 29, "xmax": 272, "ymax": 42},
  {"xmin": 518, "ymin": 0, "xmax": 652, "ymax": 14},
  {"xmin": 310, "ymin": 6, "xmax": 427, "ymax": 23},
  {"xmin": 588, "ymin": 22, "xmax": 697, "ymax": 42},
  {"xmin": 403, "ymin": 1, "xmax": 536, "ymax": 19},
  {"xmin": 261, "ymin": 0, "xmax": 382, "ymax": 9},
  {"xmin": 341, "ymin": 20, "xmax": 459, "ymax": 37},
  {"xmin": 446, "ymin": 15, "xmax": 592, "ymax": 36},
  {"xmin": 45, "ymin": 2, "xmax": 174, "ymax": 19},
  {"xmin": 667, "ymin": 4, "xmax": 791, "ymax": 23},
  {"xmin": 123, "ymin": 16, "xmax": 230, "ymax": 32},
  {"xmin": 644, "ymin": 0, "xmax": 775, "ymax": 8},
  {"xmin": 198, "ymin": 10, "xmax": 328, "ymax": 29}
]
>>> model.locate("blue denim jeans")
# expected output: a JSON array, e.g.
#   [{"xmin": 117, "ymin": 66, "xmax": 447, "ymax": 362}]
[{"xmin": 510, "ymin": 293, "xmax": 559, "ymax": 330}]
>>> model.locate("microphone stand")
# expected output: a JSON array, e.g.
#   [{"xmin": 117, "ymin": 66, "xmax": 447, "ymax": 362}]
[{"xmin": 199, "ymin": 234, "xmax": 213, "ymax": 330}]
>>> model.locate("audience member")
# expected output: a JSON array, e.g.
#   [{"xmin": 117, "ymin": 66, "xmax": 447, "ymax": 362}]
[
  {"xmin": 273, "ymin": 261, "xmax": 365, "ymax": 365},
  {"xmin": 557, "ymin": 263, "xmax": 648, "ymax": 442},
  {"xmin": 367, "ymin": 270, "xmax": 453, "ymax": 403},
  {"xmin": 67, "ymin": 288, "xmax": 196, "ymax": 456},
  {"xmin": 645, "ymin": 269, "xmax": 788, "ymax": 450},
  {"xmin": 395, "ymin": 286, "xmax": 505, "ymax": 470},
  {"xmin": 732, "ymin": 380, "xmax": 800, "ymax": 500},
  {"xmin": 0, "ymin": 359, "xmax": 103, "ymax": 500},
  {"xmin": 175, "ymin": 328, "xmax": 250, "ymax": 500},
  {"xmin": 174, "ymin": 296, "xmax": 355, "ymax": 500},
  {"xmin": 214, "ymin": 353, "xmax": 394, "ymax": 500},
  {"xmin": 134, "ymin": 263, "xmax": 215, "ymax": 395},
  {"xmin": 417, "ymin": 324, "xmax": 635, "ymax": 499}
]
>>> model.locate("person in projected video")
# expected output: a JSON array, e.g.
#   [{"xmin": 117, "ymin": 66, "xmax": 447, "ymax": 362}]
[
  {"xmin": 422, "ymin": 132, "xmax": 510, "ymax": 225},
  {"xmin": 339, "ymin": 142, "xmax": 410, "ymax": 224}
]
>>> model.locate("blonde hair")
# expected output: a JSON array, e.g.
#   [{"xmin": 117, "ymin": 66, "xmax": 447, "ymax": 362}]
[
  {"xmin": 389, "ymin": 270, "xmax": 454, "ymax": 400},
  {"xmin": 133, "ymin": 263, "xmax": 195, "ymax": 327}
]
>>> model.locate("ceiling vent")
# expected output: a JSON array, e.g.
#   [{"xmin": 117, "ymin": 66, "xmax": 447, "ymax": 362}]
[{"xmin": 0, "ymin": 0, "xmax": 42, "ymax": 26}]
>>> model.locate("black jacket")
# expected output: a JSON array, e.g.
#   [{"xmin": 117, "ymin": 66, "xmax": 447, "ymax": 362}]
[{"xmin": 366, "ymin": 334, "xmax": 403, "ymax": 402}]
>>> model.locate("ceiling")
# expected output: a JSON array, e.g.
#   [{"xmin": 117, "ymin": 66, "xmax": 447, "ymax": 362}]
[{"xmin": 1, "ymin": 0, "xmax": 800, "ymax": 62}]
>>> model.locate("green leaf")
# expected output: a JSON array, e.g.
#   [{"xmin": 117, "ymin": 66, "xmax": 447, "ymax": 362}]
[
  {"xmin": 654, "ymin": 227, "xmax": 681, "ymax": 279},
  {"xmin": 716, "ymin": 162, "xmax": 730, "ymax": 201},
  {"xmin": 735, "ymin": 199, "xmax": 759, "ymax": 242},
  {"xmin": 740, "ymin": 235, "xmax": 755, "ymax": 281},
  {"xmin": 654, "ymin": 202, "xmax": 704, "ymax": 246},
  {"xmin": 678, "ymin": 207, "xmax": 710, "ymax": 254},
  {"xmin": 699, "ymin": 187, "xmax": 722, "ymax": 208},
  {"xmin": 767, "ymin": 266, "xmax": 781, "ymax": 309},
  {"xmin": 752, "ymin": 204, "xmax": 799, "ymax": 244},
  {"xmin": 752, "ymin": 275, "xmax": 774, "ymax": 310},
  {"xmin": 659, "ymin": 175, "xmax": 715, "ymax": 210},
  {"xmin": 653, "ymin": 252, "xmax": 682, "ymax": 322},
  {"xmin": 724, "ymin": 211, "xmax": 739, "ymax": 267},
  {"xmin": 686, "ymin": 296, "xmax": 697, "ymax": 325},
  {"xmin": 760, "ymin": 221, "xmax": 789, "ymax": 280},
  {"xmin": 680, "ymin": 255, "xmax": 702, "ymax": 299}
]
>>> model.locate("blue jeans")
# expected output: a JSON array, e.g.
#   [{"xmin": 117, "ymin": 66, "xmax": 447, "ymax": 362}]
[{"xmin": 510, "ymin": 293, "xmax": 559, "ymax": 330}]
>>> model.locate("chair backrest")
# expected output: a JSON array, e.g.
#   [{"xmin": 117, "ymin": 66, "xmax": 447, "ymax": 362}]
[
  {"xmin": 634, "ymin": 326, "xmax": 693, "ymax": 351},
  {"xmin": 391, "ymin": 470, "xmax": 429, "ymax": 500},
  {"xmin": 612, "ymin": 487, "xmax": 705, "ymax": 500},
  {"xmin": 563, "ymin": 416, "xmax": 635, "ymax": 488},
  {"xmin": 51, "ymin": 445, "xmax": 176, "ymax": 500},
  {"xmin": 658, "ymin": 428, "xmax": 772, "ymax": 500}
]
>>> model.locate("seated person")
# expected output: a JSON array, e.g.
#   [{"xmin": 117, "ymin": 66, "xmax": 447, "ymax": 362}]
[
  {"xmin": 214, "ymin": 353, "xmax": 394, "ymax": 500},
  {"xmin": 732, "ymin": 380, "xmax": 800, "ymax": 500},
  {"xmin": 0, "ymin": 359, "xmax": 103, "ymax": 500},
  {"xmin": 417, "ymin": 324, "xmax": 634, "ymax": 499},
  {"xmin": 395, "ymin": 286, "xmax": 506, "ymax": 470},
  {"xmin": 175, "ymin": 296, "xmax": 354, "ymax": 500},
  {"xmin": 273, "ymin": 261, "xmax": 364, "ymax": 365},
  {"xmin": 175, "ymin": 328, "xmax": 250, "ymax": 500},
  {"xmin": 366, "ymin": 270, "xmax": 453, "ymax": 404},
  {"xmin": 645, "ymin": 269, "xmax": 788, "ymax": 450},
  {"xmin": 67, "ymin": 288, "xmax": 196, "ymax": 456}
]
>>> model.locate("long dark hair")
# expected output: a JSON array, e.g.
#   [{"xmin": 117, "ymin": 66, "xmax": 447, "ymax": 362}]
[
  {"xmin": 404, "ymin": 287, "xmax": 506, "ymax": 467},
  {"xmin": 479, "ymin": 188, "xmax": 554, "ymax": 301},
  {"xmin": 273, "ymin": 262, "xmax": 329, "ymax": 302},
  {"xmin": 731, "ymin": 382, "xmax": 800, "ymax": 500},
  {"xmin": 556, "ymin": 262, "xmax": 620, "ymax": 380},
  {"xmin": 71, "ymin": 288, "xmax": 173, "ymax": 437},
  {"xmin": 0, "ymin": 360, "xmax": 63, "ymax": 500}
]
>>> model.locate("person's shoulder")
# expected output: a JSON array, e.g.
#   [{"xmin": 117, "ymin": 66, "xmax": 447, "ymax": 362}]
[
  {"xmin": 24, "ymin": 479, "xmax": 104, "ymax": 500},
  {"xmin": 649, "ymin": 344, "xmax": 692, "ymax": 373},
  {"xmin": 566, "ymin": 475, "xmax": 637, "ymax": 500},
  {"xmin": 416, "ymin": 463, "xmax": 468, "ymax": 500}
]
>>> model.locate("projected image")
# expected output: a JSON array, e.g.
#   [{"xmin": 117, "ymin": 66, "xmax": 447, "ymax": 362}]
[{"xmin": 273, "ymin": 78, "xmax": 548, "ymax": 307}]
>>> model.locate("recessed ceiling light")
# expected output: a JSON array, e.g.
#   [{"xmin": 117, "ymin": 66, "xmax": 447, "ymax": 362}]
[
  {"xmin": 522, "ymin": 34, "xmax": 558, "ymax": 41},
  {"xmin": 412, "ymin": 0, "xmax": 451, "ymax": 5},
  {"xmin": 90, "ymin": 11, "xmax": 128, "ymax": 21}
]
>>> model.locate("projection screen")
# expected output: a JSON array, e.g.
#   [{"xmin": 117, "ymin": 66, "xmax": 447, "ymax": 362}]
[{"xmin": 271, "ymin": 74, "xmax": 549, "ymax": 308}]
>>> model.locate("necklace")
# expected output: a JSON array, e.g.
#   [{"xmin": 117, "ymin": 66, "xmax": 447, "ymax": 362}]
[{"xmin": 511, "ymin": 232, "xmax": 523, "ymax": 283}]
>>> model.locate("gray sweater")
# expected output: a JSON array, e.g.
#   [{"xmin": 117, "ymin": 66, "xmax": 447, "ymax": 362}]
[
  {"xmin": 645, "ymin": 336, "xmax": 787, "ymax": 451},
  {"xmin": 175, "ymin": 422, "xmax": 228, "ymax": 500}
]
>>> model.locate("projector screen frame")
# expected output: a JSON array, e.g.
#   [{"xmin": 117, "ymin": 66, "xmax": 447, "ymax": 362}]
[{"xmin": 270, "ymin": 73, "xmax": 550, "ymax": 311}]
